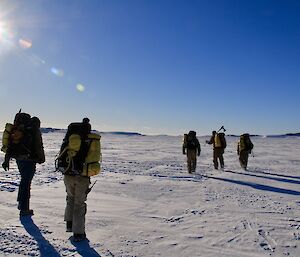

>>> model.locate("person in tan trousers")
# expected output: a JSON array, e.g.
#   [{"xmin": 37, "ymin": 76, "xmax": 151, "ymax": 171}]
[
  {"xmin": 183, "ymin": 131, "xmax": 201, "ymax": 173},
  {"xmin": 237, "ymin": 133, "xmax": 254, "ymax": 170},
  {"xmin": 206, "ymin": 130, "xmax": 226, "ymax": 170},
  {"xmin": 64, "ymin": 175, "xmax": 90, "ymax": 239},
  {"xmin": 62, "ymin": 118, "xmax": 92, "ymax": 242}
]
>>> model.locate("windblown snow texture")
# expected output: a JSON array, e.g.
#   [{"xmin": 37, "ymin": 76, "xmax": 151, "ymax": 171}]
[{"xmin": 0, "ymin": 133, "xmax": 299, "ymax": 256}]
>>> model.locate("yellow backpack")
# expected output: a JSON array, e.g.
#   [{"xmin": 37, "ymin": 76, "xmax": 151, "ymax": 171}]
[
  {"xmin": 81, "ymin": 133, "xmax": 102, "ymax": 177},
  {"xmin": 214, "ymin": 133, "xmax": 222, "ymax": 148},
  {"xmin": 214, "ymin": 133, "xmax": 226, "ymax": 148},
  {"xmin": 56, "ymin": 132, "xmax": 101, "ymax": 177},
  {"xmin": 239, "ymin": 134, "xmax": 253, "ymax": 152},
  {"xmin": 1, "ymin": 123, "xmax": 14, "ymax": 153}
]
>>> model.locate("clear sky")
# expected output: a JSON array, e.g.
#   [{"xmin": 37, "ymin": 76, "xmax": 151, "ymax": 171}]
[{"xmin": 0, "ymin": 0, "xmax": 299, "ymax": 135}]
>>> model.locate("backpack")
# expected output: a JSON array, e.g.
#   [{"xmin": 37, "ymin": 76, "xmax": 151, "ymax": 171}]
[
  {"xmin": 239, "ymin": 134, "xmax": 253, "ymax": 152},
  {"xmin": 81, "ymin": 133, "xmax": 102, "ymax": 177},
  {"xmin": 186, "ymin": 131, "xmax": 199, "ymax": 150},
  {"xmin": 55, "ymin": 122, "xmax": 102, "ymax": 177},
  {"xmin": 1, "ymin": 112, "xmax": 39, "ymax": 159},
  {"xmin": 182, "ymin": 134, "xmax": 188, "ymax": 148},
  {"xmin": 214, "ymin": 132, "xmax": 226, "ymax": 149}
]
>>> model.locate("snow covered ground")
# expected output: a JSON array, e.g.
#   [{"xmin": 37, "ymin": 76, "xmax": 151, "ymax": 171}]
[{"xmin": 0, "ymin": 132, "xmax": 299, "ymax": 257}]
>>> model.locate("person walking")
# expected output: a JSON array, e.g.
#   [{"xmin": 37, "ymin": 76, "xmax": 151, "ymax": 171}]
[
  {"xmin": 237, "ymin": 133, "xmax": 254, "ymax": 170},
  {"xmin": 206, "ymin": 130, "xmax": 226, "ymax": 170},
  {"xmin": 56, "ymin": 118, "xmax": 101, "ymax": 242},
  {"xmin": 2, "ymin": 112, "xmax": 45, "ymax": 216},
  {"xmin": 183, "ymin": 131, "xmax": 201, "ymax": 173}
]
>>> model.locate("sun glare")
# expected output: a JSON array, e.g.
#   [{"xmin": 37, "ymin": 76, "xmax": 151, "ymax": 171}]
[
  {"xmin": 0, "ymin": 21, "xmax": 8, "ymax": 40},
  {"xmin": 0, "ymin": 20, "xmax": 15, "ymax": 54},
  {"xmin": 0, "ymin": 2, "xmax": 87, "ymax": 95}
]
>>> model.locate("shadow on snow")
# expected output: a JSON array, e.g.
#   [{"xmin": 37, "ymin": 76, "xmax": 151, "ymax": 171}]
[
  {"xmin": 224, "ymin": 170, "xmax": 300, "ymax": 185},
  {"xmin": 248, "ymin": 169, "xmax": 300, "ymax": 180},
  {"xmin": 20, "ymin": 216, "xmax": 60, "ymax": 257},
  {"xmin": 70, "ymin": 237, "xmax": 102, "ymax": 257},
  {"xmin": 150, "ymin": 173, "xmax": 203, "ymax": 182},
  {"xmin": 203, "ymin": 174, "xmax": 300, "ymax": 196}
]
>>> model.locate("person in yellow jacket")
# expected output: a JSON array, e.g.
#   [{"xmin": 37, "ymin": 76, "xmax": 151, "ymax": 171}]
[{"xmin": 206, "ymin": 130, "xmax": 226, "ymax": 170}]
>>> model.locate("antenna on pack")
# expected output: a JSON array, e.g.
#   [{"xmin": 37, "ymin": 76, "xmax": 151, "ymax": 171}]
[{"xmin": 217, "ymin": 126, "xmax": 226, "ymax": 133}]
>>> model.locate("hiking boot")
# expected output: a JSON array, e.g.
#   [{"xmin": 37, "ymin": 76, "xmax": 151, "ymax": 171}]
[
  {"xmin": 20, "ymin": 209, "xmax": 34, "ymax": 217},
  {"xmin": 66, "ymin": 221, "xmax": 72, "ymax": 232},
  {"xmin": 73, "ymin": 233, "xmax": 86, "ymax": 242}
]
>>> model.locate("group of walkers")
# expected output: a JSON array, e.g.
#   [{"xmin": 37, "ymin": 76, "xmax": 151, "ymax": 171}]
[
  {"xmin": 1, "ymin": 111, "xmax": 254, "ymax": 243},
  {"xmin": 1, "ymin": 111, "xmax": 100, "ymax": 242},
  {"xmin": 182, "ymin": 129, "xmax": 254, "ymax": 173}
]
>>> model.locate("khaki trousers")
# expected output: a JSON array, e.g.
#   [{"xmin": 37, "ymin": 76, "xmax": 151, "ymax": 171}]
[
  {"xmin": 213, "ymin": 148, "xmax": 224, "ymax": 169},
  {"xmin": 239, "ymin": 150, "xmax": 249, "ymax": 169},
  {"xmin": 187, "ymin": 149, "xmax": 197, "ymax": 173},
  {"xmin": 64, "ymin": 175, "xmax": 90, "ymax": 234}
]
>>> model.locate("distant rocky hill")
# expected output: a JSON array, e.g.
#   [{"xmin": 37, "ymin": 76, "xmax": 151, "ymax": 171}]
[
  {"xmin": 227, "ymin": 133, "xmax": 300, "ymax": 138},
  {"xmin": 40, "ymin": 127, "xmax": 143, "ymax": 136},
  {"xmin": 285, "ymin": 133, "xmax": 300, "ymax": 137},
  {"xmin": 40, "ymin": 127, "xmax": 65, "ymax": 133},
  {"xmin": 103, "ymin": 131, "xmax": 143, "ymax": 136},
  {"xmin": 266, "ymin": 133, "xmax": 300, "ymax": 138},
  {"xmin": 227, "ymin": 134, "xmax": 261, "ymax": 137},
  {"xmin": 40, "ymin": 128, "xmax": 298, "ymax": 138}
]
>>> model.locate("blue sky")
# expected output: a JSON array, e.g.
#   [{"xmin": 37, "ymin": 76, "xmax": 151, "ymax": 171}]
[{"xmin": 0, "ymin": 0, "xmax": 299, "ymax": 135}]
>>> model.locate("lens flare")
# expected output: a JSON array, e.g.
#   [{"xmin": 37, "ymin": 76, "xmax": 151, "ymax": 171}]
[
  {"xmin": 18, "ymin": 38, "xmax": 32, "ymax": 49},
  {"xmin": 51, "ymin": 67, "xmax": 64, "ymax": 77},
  {"xmin": 76, "ymin": 84, "xmax": 85, "ymax": 92},
  {"xmin": 32, "ymin": 54, "xmax": 46, "ymax": 64}
]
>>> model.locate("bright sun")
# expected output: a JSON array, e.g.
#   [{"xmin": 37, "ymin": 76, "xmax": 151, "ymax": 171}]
[
  {"xmin": 0, "ymin": 19, "xmax": 15, "ymax": 54},
  {"xmin": 0, "ymin": 21, "xmax": 7, "ymax": 39},
  {"xmin": 0, "ymin": 1, "xmax": 35, "ymax": 55}
]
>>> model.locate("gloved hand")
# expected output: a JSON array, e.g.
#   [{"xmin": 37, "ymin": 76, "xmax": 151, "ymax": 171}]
[{"xmin": 2, "ymin": 160, "xmax": 9, "ymax": 171}]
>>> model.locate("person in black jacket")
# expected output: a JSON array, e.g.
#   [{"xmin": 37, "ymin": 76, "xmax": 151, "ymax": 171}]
[{"xmin": 2, "ymin": 113, "xmax": 45, "ymax": 216}]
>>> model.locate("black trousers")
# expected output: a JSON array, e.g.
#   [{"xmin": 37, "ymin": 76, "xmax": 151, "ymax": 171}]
[{"xmin": 16, "ymin": 160, "xmax": 36, "ymax": 211}]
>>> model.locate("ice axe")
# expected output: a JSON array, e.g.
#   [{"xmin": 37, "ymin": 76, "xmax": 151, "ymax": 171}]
[
  {"xmin": 86, "ymin": 180, "xmax": 97, "ymax": 194},
  {"xmin": 217, "ymin": 126, "xmax": 226, "ymax": 133}
]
